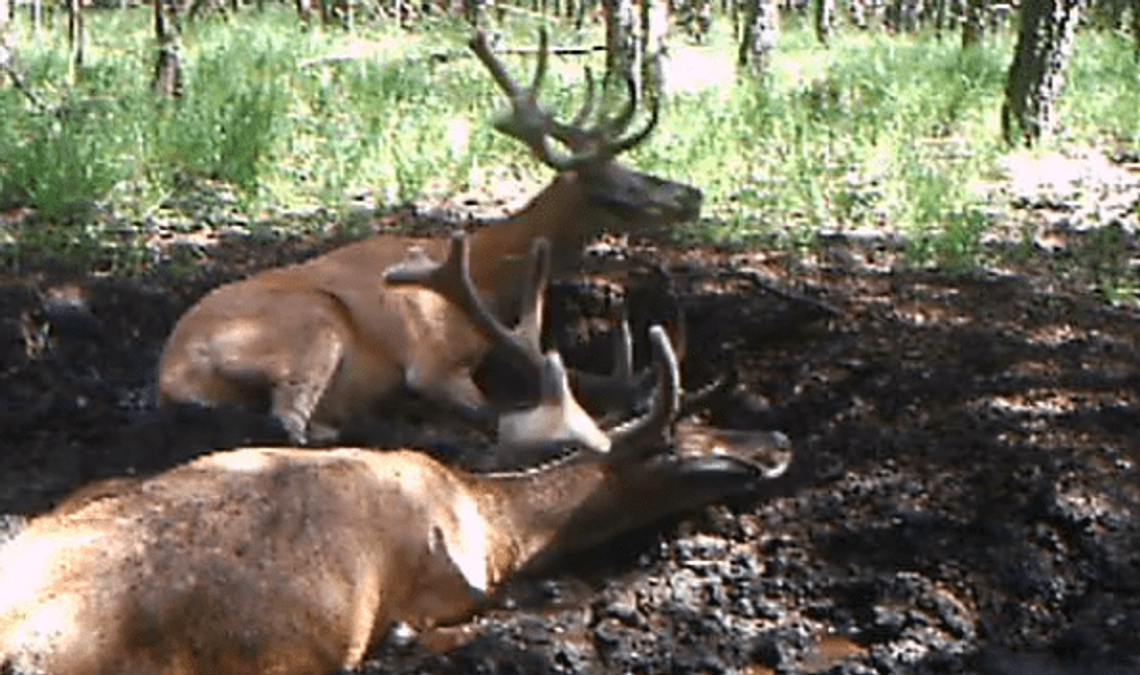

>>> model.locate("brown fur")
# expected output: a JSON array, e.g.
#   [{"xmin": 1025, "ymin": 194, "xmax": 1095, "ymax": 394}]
[
  {"xmin": 2, "ymin": 330, "xmax": 789, "ymax": 675},
  {"xmin": 158, "ymin": 134, "xmax": 700, "ymax": 446}
]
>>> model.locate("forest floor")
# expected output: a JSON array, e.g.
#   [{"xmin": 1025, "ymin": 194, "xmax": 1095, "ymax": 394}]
[{"xmin": 1, "ymin": 148, "xmax": 1139, "ymax": 674}]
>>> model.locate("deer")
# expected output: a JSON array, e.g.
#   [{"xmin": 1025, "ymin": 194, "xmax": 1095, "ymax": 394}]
[
  {"xmin": 156, "ymin": 28, "xmax": 703, "ymax": 446},
  {"xmin": 0, "ymin": 235, "xmax": 791, "ymax": 675}
]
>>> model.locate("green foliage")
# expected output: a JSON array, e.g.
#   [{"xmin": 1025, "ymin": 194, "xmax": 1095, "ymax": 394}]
[
  {"xmin": 0, "ymin": 8, "xmax": 1138, "ymax": 281},
  {"xmin": 1063, "ymin": 32, "xmax": 1140, "ymax": 144},
  {"xmin": 1, "ymin": 105, "xmax": 128, "ymax": 222},
  {"xmin": 154, "ymin": 26, "xmax": 293, "ymax": 194}
]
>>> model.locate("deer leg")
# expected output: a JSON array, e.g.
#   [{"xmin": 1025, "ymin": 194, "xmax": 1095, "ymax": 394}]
[{"xmin": 271, "ymin": 326, "xmax": 346, "ymax": 445}]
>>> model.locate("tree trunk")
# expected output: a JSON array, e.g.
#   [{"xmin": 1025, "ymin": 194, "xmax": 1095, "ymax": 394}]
[
  {"xmin": 153, "ymin": 0, "xmax": 183, "ymax": 99},
  {"xmin": 603, "ymin": 0, "xmax": 636, "ymax": 80},
  {"xmin": 961, "ymin": 0, "xmax": 985, "ymax": 47},
  {"xmin": 31, "ymin": 0, "xmax": 41, "ymax": 36},
  {"xmin": 639, "ymin": 0, "xmax": 668, "ymax": 88},
  {"xmin": 466, "ymin": 0, "xmax": 481, "ymax": 25},
  {"xmin": 738, "ymin": 0, "xmax": 777, "ymax": 72},
  {"xmin": 892, "ymin": 0, "xmax": 921, "ymax": 30},
  {"xmin": 1133, "ymin": 0, "xmax": 1140, "ymax": 59},
  {"xmin": 1001, "ymin": 0, "xmax": 1082, "ymax": 146},
  {"xmin": 68, "ymin": 0, "xmax": 84, "ymax": 78},
  {"xmin": 815, "ymin": 0, "xmax": 834, "ymax": 44}
]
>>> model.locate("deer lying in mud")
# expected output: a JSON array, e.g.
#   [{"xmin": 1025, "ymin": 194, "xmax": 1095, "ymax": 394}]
[
  {"xmin": 157, "ymin": 28, "xmax": 702, "ymax": 445},
  {"xmin": 0, "ymin": 243, "xmax": 790, "ymax": 675}
]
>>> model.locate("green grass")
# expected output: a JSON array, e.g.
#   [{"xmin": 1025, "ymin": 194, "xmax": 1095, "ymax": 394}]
[{"xmin": 0, "ymin": 8, "xmax": 1137, "ymax": 275}]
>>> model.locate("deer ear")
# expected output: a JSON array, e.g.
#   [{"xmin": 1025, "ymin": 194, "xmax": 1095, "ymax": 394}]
[{"xmin": 428, "ymin": 499, "xmax": 490, "ymax": 595}]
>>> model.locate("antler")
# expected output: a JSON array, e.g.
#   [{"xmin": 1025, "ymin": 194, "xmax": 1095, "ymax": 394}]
[
  {"xmin": 469, "ymin": 29, "xmax": 660, "ymax": 171},
  {"xmin": 385, "ymin": 233, "xmax": 612, "ymax": 452},
  {"xmin": 384, "ymin": 233, "xmax": 681, "ymax": 455},
  {"xmin": 385, "ymin": 232, "xmax": 548, "ymax": 374}
]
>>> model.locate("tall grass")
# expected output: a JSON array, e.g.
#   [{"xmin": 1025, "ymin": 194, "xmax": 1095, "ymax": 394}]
[{"xmin": 0, "ymin": 9, "xmax": 1136, "ymax": 273}]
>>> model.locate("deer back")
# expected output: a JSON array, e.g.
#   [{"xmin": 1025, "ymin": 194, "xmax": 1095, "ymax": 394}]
[
  {"xmin": 0, "ymin": 448, "xmax": 494, "ymax": 675},
  {"xmin": 3, "ymin": 326, "xmax": 791, "ymax": 675}
]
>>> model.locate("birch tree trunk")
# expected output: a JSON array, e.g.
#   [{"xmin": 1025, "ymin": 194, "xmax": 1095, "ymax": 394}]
[
  {"xmin": 1001, "ymin": 0, "xmax": 1082, "ymax": 146},
  {"xmin": 815, "ymin": 0, "xmax": 834, "ymax": 45},
  {"xmin": 738, "ymin": 0, "xmax": 778, "ymax": 72},
  {"xmin": 153, "ymin": 0, "xmax": 183, "ymax": 99},
  {"xmin": 961, "ymin": 0, "xmax": 985, "ymax": 47},
  {"xmin": 603, "ymin": 0, "xmax": 636, "ymax": 80},
  {"xmin": 1132, "ymin": 0, "xmax": 1140, "ymax": 59},
  {"xmin": 68, "ymin": 0, "xmax": 85, "ymax": 76}
]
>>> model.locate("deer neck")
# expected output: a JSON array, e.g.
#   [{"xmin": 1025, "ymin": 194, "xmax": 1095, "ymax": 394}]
[
  {"xmin": 467, "ymin": 173, "xmax": 595, "ymax": 317},
  {"xmin": 472, "ymin": 458, "xmax": 622, "ymax": 579}
]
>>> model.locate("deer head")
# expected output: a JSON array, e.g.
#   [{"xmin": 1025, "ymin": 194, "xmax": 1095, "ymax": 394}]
[
  {"xmin": 466, "ymin": 29, "xmax": 700, "ymax": 261},
  {"xmin": 157, "ymin": 29, "xmax": 701, "ymax": 446},
  {"xmin": 2, "ymin": 322, "xmax": 791, "ymax": 675}
]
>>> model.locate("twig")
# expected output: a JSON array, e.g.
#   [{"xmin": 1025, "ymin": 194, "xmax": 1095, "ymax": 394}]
[
  {"xmin": 1, "ymin": 45, "xmax": 54, "ymax": 116},
  {"xmin": 732, "ymin": 267, "xmax": 842, "ymax": 318}
]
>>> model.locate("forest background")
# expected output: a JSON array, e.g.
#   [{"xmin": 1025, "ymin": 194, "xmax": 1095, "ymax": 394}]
[{"xmin": 0, "ymin": 0, "xmax": 1137, "ymax": 301}]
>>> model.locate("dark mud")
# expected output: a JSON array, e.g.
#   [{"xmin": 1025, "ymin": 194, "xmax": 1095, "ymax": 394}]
[{"xmin": 1, "ymin": 222, "xmax": 1139, "ymax": 675}]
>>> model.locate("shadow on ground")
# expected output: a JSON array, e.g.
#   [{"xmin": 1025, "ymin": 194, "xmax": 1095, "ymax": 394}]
[{"xmin": 1, "ymin": 226, "xmax": 1138, "ymax": 674}]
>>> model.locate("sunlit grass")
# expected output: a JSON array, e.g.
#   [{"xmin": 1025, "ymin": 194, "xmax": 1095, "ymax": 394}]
[{"xmin": 0, "ymin": 7, "xmax": 1136, "ymax": 274}]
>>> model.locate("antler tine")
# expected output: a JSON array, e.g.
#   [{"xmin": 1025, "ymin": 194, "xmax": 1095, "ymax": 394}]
[
  {"xmin": 607, "ymin": 325, "xmax": 681, "ymax": 456},
  {"xmin": 470, "ymin": 29, "xmax": 583, "ymax": 172},
  {"xmin": 568, "ymin": 66, "xmax": 597, "ymax": 129},
  {"xmin": 530, "ymin": 28, "xmax": 549, "ymax": 99},
  {"xmin": 612, "ymin": 304, "xmax": 634, "ymax": 382},
  {"xmin": 601, "ymin": 71, "xmax": 639, "ymax": 139},
  {"xmin": 383, "ymin": 232, "xmax": 547, "ymax": 374},
  {"xmin": 514, "ymin": 237, "xmax": 551, "ymax": 355},
  {"xmin": 599, "ymin": 62, "xmax": 662, "ymax": 160},
  {"xmin": 469, "ymin": 30, "xmax": 526, "ymax": 100}
]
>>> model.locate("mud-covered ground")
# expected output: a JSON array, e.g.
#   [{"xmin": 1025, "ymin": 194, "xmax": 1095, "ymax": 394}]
[{"xmin": 2, "ymin": 161, "xmax": 1140, "ymax": 674}]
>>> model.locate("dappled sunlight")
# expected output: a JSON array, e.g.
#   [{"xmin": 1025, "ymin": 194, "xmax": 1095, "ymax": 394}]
[{"xmin": 972, "ymin": 388, "xmax": 1137, "ymax": 417}]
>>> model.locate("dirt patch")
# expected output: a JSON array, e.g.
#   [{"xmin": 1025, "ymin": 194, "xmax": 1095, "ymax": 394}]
[{"xmin": 1, "ymin": 204, "xmax": 1139, "ymax": 673}]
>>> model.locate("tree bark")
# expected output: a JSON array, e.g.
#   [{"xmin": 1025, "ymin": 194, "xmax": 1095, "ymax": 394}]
[
  {"xmin": 961, "ymin": 0, "xmax": 985, "ymax": 47},
  {"xmin": 603, "ymin": 0, "xmax": 636, "ymax": 81},
  {"xmin": 738, "ymin": 0, "xmax": 778, "ymax": 72},
  {"xmin": 1133, "ymin": 0, "xmax": 1140, "ymax": 59},
  {"xmin": 153, "ymin": 0, "xmax": 183, "ymax": 99},
  {"xmin": 30, "ymin": 0, "xmax": 42, "ymax": 36},
  {"xmin": 815, "ymin": 0, "xmax": 834, "ymax": 44},
  {"xmin": 1001, "ymin": 0, "xmax": 1082, "ymax": 146},
  {"xmin": 68, "ymin": 0, "xmax": 84, "ymax": 78},
  {"xmin": 850, "ymin": 0, "xmax": 867, "ymax": 28},
  {"xmin": 639, "ymin": 0, "xmax": 668, "ymax": 88}
]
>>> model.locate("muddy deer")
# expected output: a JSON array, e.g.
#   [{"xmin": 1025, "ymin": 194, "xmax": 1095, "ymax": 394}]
[
  {"xmin": 0, "ymin": 272, "xmax": 791, "ymax": 675},
  {"xmin": 157, "ymin": 28, "xmax": 702, "ymax": 445}
]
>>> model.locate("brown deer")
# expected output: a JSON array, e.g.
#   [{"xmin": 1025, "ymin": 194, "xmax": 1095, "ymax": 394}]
[
  {"xmin": 157, "ymin": 28, "xmax": 702, "ymax": 445},
  {"xmin": 0, "ymin": 282, "xmax": 791, "ymax": 675}
]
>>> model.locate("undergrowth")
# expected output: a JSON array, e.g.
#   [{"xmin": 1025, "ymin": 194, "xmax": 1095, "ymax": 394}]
[{"xmin": 0, "ymin": 8, "xmax": 1136, "ymax": 277}]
